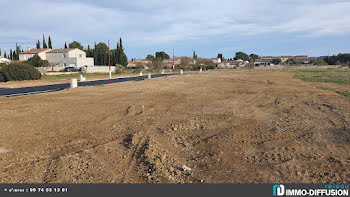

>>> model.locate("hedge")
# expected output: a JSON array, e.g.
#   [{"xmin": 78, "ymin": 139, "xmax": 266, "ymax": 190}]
[
  {"xmin": 0, "ymin": 63, "xmax": 41, "ymax": 82},
  {"xmin": 0, "ymin": 72, "xmax": 5, "ymax": 82},
  {"xmin": 24, "ymin": 55, "xmax": 50, "ymax": 67}
]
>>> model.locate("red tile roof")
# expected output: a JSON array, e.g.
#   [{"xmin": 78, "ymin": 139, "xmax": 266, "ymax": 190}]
[
  {"xmin": 21, "ymin": 48, "xmax": 51, "ymax": 54},
  {"xmin": 46, "ymin": 49, "xmax": 76, "ymax": 53}
]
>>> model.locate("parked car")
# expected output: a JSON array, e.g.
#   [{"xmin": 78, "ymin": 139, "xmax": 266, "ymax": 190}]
[{"xmin": 62, "ymin": 67, "xmax": 80, "ymax": 72}]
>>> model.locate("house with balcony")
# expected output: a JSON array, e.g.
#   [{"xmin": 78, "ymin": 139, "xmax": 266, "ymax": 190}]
[{"xmin": 46, "ymin": 48, "xmax": 94, "ymax": 68}]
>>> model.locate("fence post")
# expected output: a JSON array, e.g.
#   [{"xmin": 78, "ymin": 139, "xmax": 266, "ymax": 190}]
[
  {"xmin": 70, "ymin": 78, "xmax": 78, "ymax": 88},
  {"xmin": 80, "ymin": 75, "xmax": 86, "ymax": 81},
  {"xmin": 148, "ymin": 73, "xmax": 151, "ymax": 79}
]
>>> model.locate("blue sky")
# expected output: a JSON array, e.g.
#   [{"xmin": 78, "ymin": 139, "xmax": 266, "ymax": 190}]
[{"xmin": 1, "ymin": 0, "xmax": 349, "ymax": 59}]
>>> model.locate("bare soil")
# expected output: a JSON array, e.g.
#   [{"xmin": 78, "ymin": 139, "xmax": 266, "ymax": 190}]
[{"xmin": 0, "ymin": 70, "xmax": 349, "ymax": 183}]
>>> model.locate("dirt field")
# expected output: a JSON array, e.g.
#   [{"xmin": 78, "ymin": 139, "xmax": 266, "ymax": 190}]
[{"xmin": 0, "ymin": 70, "xmax": 350, "ymax": 183}]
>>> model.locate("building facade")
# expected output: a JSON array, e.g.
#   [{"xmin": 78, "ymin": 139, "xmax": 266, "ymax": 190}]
[
  {"xmin": 19, "ymin": 48, "xmax": 52, "ymax": 61},
  {"xmin": 46, "ymin": 48, "xmax": 94, "ymax": 68}
]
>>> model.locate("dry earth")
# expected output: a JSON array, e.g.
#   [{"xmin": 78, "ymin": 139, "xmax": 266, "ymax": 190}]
[{"xmin": 0, "ymin": 70, "xmax": 350, "ymax": 183}]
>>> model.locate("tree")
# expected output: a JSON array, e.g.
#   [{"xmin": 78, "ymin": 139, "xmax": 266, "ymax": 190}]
[
  {"xmin": 0, "ymin": 48, "xmax": 1, "ymax": 57},
  {"xmin": 10, "ymin": 49, "xmax": 13, "ymax": 60},
  {"xmin": 114, "ymin": 38, "xmax": 128, "ymax": 67},
  {"xmin": 324, "ymin": 53, "xmax": 350, "ymax": 65},
  {"xmin": 249, "ymin": 54, "xmax": 260, "ymax": 61},
  {"xmin": 15, "ymin": 43, "xmax": 20, "ymax": 60},
  {"xmin": 179, "ymin": 57, "xmax": 190, "ymax": 70},
  {"xmin": 217, "ymin": 53, "xmax": 223, "ymax": 60},
  {"xmin": 4, "ymin": 51, "xmax": 7, "ymax": 59},
  {"xmin": 146, "ymin": 55, "xmax": 155, "ymax": 61},
  {"xmin": 112, "ymin": 43, "xmax": 119, "ymax": 66},
  {"xmin": 86, "ymin": 45, "xmax": 93, "ymax": 57},
  {"xmin": 94, "ymin": 42, "xmax": 108, "ymax": 65},
  {"xmin": 36, "ymin": 40, "xmax": 41, "ymax": 49},
  {"xmin": 193, "ymin": 51, "xmax": 197, "ymax": 59},
  {"xmin": 272, "ymin": 58, "xmax": 282, "ymax": 65},
  {"xmin": 69, "ymin": 41, "xmax": 83, "ymax": 50},
  {"xmin": 48, "ymin": 36, "xmax": 52, "ymax": 49},
  {"xmin": 155, "ymin": 51, "xmax": 170, "ymax": 60},
  {"xmin": 13, "ymin": 50, "xmax": 16, "ymax": 61},
  {"xmin": 42, "ymin": 34, "xmax": 47, "ymax": 48},
  {"xmin": 118, "ymin": 38, "xmax": 128, "ymax": 67},
  {"xmin": 150, "ymin": 58, "xmax": 163, "ymax": 70},
  {"xmin": 234, "ymin": 52, "xmax": 249, "ymax": 61},
  {"xmin": 286, "ymin": 58, "xmax": 296, "ymax": 65},
  {"xmin": 64, "ymin": 42, "xmax": 67, "ymax": 49},
  {"xmin": 24, "ymin": 55, "xmax": 50, "ymax": 67}
]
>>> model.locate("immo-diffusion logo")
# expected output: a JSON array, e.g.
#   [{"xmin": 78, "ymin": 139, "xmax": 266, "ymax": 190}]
[
  {"xmin": 273, "ymin": 184, "xmax": 285, "ymax": 196},
  {"xmin": 273, "ymin": 184, "xmax": 349, "ymax": 196}
]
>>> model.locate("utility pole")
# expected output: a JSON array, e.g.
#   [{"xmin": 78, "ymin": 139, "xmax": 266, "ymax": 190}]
[
  {"xmin": 173, "ymin": 49, "xmax": 175, "ymax": 74},
  {"xmin": 108, "ymin": 40, "xmax": 111, "ymax": 83}
]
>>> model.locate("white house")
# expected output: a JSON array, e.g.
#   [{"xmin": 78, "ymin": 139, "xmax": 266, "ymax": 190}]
[
  {"xmin": 0, "ymin": 56, "xmax": 11, "ymax": 64},
  {"xmin": 211, "ymin": 58, "xmax": 222, "ymax": 64},
  {"xmin": 46, "ymin": 48, "xmax": 94, "ymax": 68},
  {"xmin": 19, "ymin": 48, "xmax": 52, "ymax": 61}
]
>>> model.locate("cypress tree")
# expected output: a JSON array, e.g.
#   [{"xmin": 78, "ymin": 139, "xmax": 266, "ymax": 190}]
[
  {"xmin": 42, "ymin": 34, "xmax": 47, "ymax": 48},
  {"xmin": 87, "ymin": 45, "xmax": 94, "ymax": 57},
  {"xmin": 115, "ymin": 42, "xmax": 120, "ymax": 65},
  {"xmin": 36, "ymin": 40, "xmax": 41, "ymax": 49},
  {"xmin": 4, "ymin": 51, "xmax": 7, "ymax": 58},
  {"xmin": 10, "ymin": 49, "xmax": 13, "ymax": 60},
  {"xmin": 0, "ymin": 48, "xmax": 1, "ymax": 57},
  {"xmin": 64, "ymin": 42, "xmax": 67, "ymax": 49},
  {"xmin": 118, "ymin": 38, "xmax": 128, "ymax": 67},
  {"xmin": 16, "ymin": 43, "xmax": 20, "ymax": 60},
  {"xmin": 193, "ymin": 51, "xmax": 198, "ymax": 59},
  {"xmin": 13, "ymin": 50, "xmax": 16, "ymax": 61},
  {"xmin": 48, "ymin": 36, "xmax": 52, "ymax": 49}
]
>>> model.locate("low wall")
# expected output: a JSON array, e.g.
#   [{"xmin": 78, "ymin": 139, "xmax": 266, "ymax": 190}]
[
  {"xmin": 36, "ymin": 66, "xmax": 64, "ymax": 73},
  {"xmin": 36, "ymin": 66, "xmax": 116, "ymax": 74},
  {"xmin": 85, "ymin": 66, "xmax": 116, "ymax": 73}
]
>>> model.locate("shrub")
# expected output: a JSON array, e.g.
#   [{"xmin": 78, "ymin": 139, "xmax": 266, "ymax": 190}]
[
  {"xmin": 24, "ymin": 55, "xmax": 50, "ymax": 67},
  {"xmin": 206, "ymin": 64, "xmax": 216, "ymax": 69},
  {"xmin": 0, "ymin": 63, "xmax": 41, "ymax": 81},
  {"xmin": 314, "ymin": 59, "xmax": 327, "ymax": 66},
  {"xmin": 246, "ymin": 63, "xmax": 255, "ymax": 69},
  {"xmin": 115, "ymin": 64, "xmax": 126, "ymax": 74},
  {"xmin": 0, "ymin": 71, "xmax": 5, "ymax": 82}
]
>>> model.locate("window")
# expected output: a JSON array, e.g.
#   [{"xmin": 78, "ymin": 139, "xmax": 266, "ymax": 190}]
[
  {"xmin": 24, "ymin": 55, "xmax": 28, "ymax": 60},
  {"xmin": 62, "ymin": 54, "xmax": 66, "ymax": 58},
  {"xmin": 63, "ymin": 63, "xmax": 67, "ymax": 67},
  {"xmin": 79, "ymin": 54, "xmax": 82, "ymax": 58}
]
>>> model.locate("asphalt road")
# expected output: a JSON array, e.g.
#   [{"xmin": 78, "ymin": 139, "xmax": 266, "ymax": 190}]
[{"xmin": 0, "ymin": 73, "xmax": 175, "ymax": 97}]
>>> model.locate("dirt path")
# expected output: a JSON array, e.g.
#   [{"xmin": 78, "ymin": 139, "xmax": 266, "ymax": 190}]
[{"xmin": 0, "ymin": 70, "xmax": 349, "ymax": 183}]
